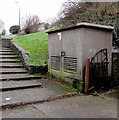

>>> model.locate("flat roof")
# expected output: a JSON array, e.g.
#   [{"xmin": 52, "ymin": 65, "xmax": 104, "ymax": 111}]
[{"xmin": 47, "ymin": 22, "xmax": 114, "ymax": 34}]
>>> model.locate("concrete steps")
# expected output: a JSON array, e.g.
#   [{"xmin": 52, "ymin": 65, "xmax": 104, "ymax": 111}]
[
  {"xmin": 0, "ymin": 68, "xmax": 28, "ymax": 74},
  {"xmin": 1, "ymin": 80, "xmax": 42, "ymax": 91},
  {"xmin": 0, "ymin": 46, "xmax": 71, "ymax": 110},
  {"xmin": 0, "ymin": 74, "xmax": 42, "ymax": 81},
  {"xmin": 0, "ymin": 59, "xmax": 20, "ymax": 63},
  {"xmin": 0, "ymin": 63, "xmax": 24, "ymax": 68},
  {"xmin": 0, "ymin": 55, "xmax": 18, "ymax": 59},
  {"xmin": 0, "ymin": 52, "xmax": 16, "ymax": 55},
  {"xmin": 0, "ymin": 47, "xmax": 77, "ymax": 111},
  {"xmin": 0, "ymin": 46, "xmax": 42, "ymax": 91},
  {"xmin": 0, "ymin": 47, "xmax": 11, "ymax": 50},
  {"xmin": 0, "ymin": 50, "xmax": 13, "ymax": 52}
]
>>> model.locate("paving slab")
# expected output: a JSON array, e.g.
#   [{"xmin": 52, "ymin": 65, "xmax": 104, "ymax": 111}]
[
  {"xmin": 39, "ymin": 79, "xmax": 68, "ymax": 95},
  {"xmin": 34, "ymin": 95, "xmax": 117, "ymax": 118},
  {"xmin": 2, "ymin": 105, "xmax": 48, "ymax": 118},
  {"xmin": 2, "ymin": 87, "xmax": 57, "ymax": 107}
]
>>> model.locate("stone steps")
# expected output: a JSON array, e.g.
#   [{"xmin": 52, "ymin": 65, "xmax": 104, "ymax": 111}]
[
  {"xmin": 0, "ymin": 55, "xmax": 18, "ymax": 59},
  {"xmin": 0, "ymin": 50, "xmax": 13, "ymax": 52},
  {"xmin": 0, "ymin": 73, "xmax": 42, "ymax": 81},
  {"xmin": 0, "ymin": 63, "xmax": 23, "ymax": 68},
  {"xmin": 0, "ymin": 52, "xmax": 15, "ymax": 55},
  {"xmin": 0, "ymin": 47, "xmax": 11, "ymax": 50},
  {"xmin": 0, "ymin": 68, "xmax": 28, "ymax": 74},
  {"xmin": 0, "ymin": 46, "xmax": 42, "ymax": 81},
  {"xmin": 0, "ymin": 46, "xmax": 49, "ymax": 109},
  {"xmin": 1, "ymin": 80, "xmax": 42, "ymax": 91},
  {"xmin": 0, "ymin": 59, "xmax": 20, "ymax": 63}
]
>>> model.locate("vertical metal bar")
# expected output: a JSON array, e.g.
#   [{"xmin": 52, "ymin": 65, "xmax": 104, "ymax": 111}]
[{"xmin": 85, "ymin": 59, "xmax": 90, "ymax": 94}]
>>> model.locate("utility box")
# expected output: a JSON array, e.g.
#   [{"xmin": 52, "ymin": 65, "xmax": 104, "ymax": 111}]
[{"xmin": 47, "ymin": 22, "xmax": 114, "ymax": 91}]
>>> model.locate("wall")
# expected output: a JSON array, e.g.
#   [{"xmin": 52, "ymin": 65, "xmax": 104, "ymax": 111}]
[
  {"xmin": 48, "ymin": 29, "xmax": 83, "ymax": 90},
  {"xmin": 82, "ymin": 28, "xmax": 112, "ymax": 76},
  {"xmin": 61, "ymin": 29, "xmax": 83, "ymax": 80}
]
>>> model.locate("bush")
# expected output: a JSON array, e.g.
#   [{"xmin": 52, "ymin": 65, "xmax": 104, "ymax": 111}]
[{"xmin": 9, "ymin": 25, "xmax": 20, "ymax": 34}]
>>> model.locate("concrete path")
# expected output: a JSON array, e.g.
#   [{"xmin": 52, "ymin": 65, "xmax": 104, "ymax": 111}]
[
  {"xmin": 2, "ymin": 35, "xmax": 16, "ymax": 40},
  {"xmin": 34, "ymin": 95, "xmax": 117, "ymax": 118},
  {"xmin": 2, "ymin": 95, "xmax": 118, "ymax": 118}
]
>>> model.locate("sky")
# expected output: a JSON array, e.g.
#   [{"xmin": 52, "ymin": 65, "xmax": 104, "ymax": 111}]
[{"xmin": 0, "ymin": 0, "xmax": 66, "ymax": 34}]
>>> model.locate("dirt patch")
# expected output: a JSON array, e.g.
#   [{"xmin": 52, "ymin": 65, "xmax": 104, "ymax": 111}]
[
  {"xmin": 102, "ymin": 89, "xmax": 119, "ymax": 99},
  {"xmin": 43, "ymin": 74, "xmax": 72, "ymax": 87}
]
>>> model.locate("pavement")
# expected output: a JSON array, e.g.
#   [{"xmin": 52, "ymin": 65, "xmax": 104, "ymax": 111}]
[
  {"xmin": 2, "ymin": 35, "xmax": 16, "ymax": 40},
  {"xmin": 2, "ymin": 95, "xmax": 118, "ymax": 118}
]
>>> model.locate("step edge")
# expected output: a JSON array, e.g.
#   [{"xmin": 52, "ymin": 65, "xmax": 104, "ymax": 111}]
[
  {"xmin": 1, "ymin": 83, "xmax": 42, "ymax": 92},
  {"xmin": 0, "ymin": 76, "xmax": 42, "ymax": 81},
  {"xmin": 1, "ymin": 92, "xmax": 79, "ymax": 110}
]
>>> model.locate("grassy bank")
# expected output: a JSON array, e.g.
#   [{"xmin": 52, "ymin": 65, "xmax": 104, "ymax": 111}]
[
  {"xmin": 12, "ymin": 25, "xmax": 63, "ymax": 66},
  {"xmin": 12, "ymin": 31, "xmax": 48, "ymax": 66}
]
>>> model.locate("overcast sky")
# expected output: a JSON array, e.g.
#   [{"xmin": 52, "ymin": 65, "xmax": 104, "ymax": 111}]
[{"xmin": 0, "ymin": 0, "xmax": 66, "ymax": 34}]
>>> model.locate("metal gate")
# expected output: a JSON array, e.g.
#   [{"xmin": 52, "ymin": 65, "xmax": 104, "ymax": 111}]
[
  {"xmin": 112, "ymin": 53, "xmax": 119, "ymax": 87},
  {"xmin": 90, "ymin": 49, "xmax": 109, "ymax": 91}
]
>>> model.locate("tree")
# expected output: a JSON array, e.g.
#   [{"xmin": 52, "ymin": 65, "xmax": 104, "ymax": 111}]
[
  {"xmin": 9, "ymin": 25, "xmax": 20, "ymax": 34},
  {"xmin": 113, "ymin": 16, "xmax": 119, "ymax": 47},
  {"xmin": 44, "ymin": 23, "xmax": 50, "ymax": 29},
  {"xmin": 53, "ymin": 1, "xmax": 117, "ymax": 27},
  {"xmin": 22, "ymin": 14, "xmax": 41, "ymax": 34},
  {"xmin": 58, "ymin": 1, "xmax": 94, "ymax": 26}
]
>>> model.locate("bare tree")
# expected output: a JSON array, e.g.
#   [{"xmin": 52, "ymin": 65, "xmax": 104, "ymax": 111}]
[{"xmin": 22, "ymin": 14, "xmax": 41, "ymax": 34}]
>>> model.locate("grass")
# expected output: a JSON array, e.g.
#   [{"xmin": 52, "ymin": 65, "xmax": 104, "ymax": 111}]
[
  {"xmin": 12, "ymin": 25, "xmax": 63, "ymax": 66},
  {"xmin": 1, "ymin": 35, "xmax": 6, "ymax": 38},
  {"xmin": 12, "ymin": 31, "xmax": 48, "ymax": 66}
]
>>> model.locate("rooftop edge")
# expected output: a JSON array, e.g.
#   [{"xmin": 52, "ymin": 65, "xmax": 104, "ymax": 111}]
[{"xmin": 47, "ymin": 22, "xmax": 114, "ymax": 34}]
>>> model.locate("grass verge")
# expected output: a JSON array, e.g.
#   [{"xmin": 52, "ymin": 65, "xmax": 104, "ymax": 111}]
[
  {"xmin": 12, "ymin": 25, "xmax": 63, "ymax": 66},
  {"xmin": 12, "ymin": 31, "xmax": 48, "ymax": 66}
]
